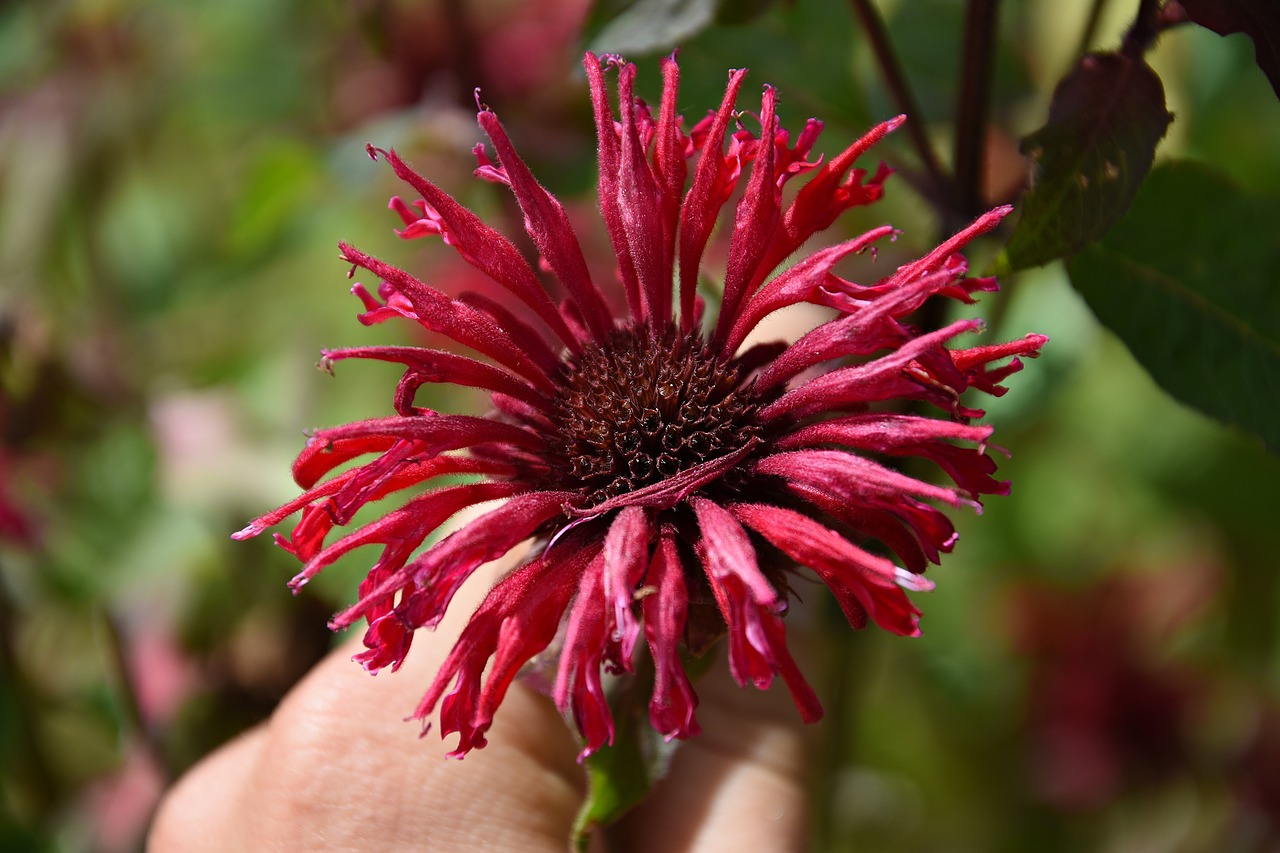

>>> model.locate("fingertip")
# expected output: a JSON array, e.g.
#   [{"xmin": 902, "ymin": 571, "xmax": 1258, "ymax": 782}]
[{"xmin": 148, "ymin": 727, "xmax": 268, "ymax": 852}]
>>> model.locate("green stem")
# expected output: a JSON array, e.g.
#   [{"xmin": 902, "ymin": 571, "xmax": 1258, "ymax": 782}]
[
  {"xmin": 98, "ymin": 607, "xmax": 176, "ymax": 783},
  {"xmin": 0, "ymin": 564, "xmax": 59, "ymax": 818}
]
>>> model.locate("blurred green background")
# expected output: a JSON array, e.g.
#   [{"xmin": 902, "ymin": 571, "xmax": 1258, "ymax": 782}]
[{"xmin": 2, "ymin": 0, "xmax": 1278, "ymax": 850}]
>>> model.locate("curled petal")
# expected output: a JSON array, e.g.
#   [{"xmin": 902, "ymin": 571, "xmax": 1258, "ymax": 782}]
[
  {"xmin": 554, "ymin": 553, "xmax": 614, "ymax": 760},
  {"xmin": 644, "ymin": 525, "xmax": 701, "ymax": 741},
  {"xmin": 776, "ymin": 414, "xmax": 1009, "ymax": 497},
  {"xmin": 693, "ymin": 505, "xmax": 822, "ymax": 721},
  {"xmin": 733, "ymin": 502, "xmax": 929, "ymax": 637},
  {"xmin": 340, "ymin": 242, "xmax": 560, "ymax": 385},
  {"xmin": 714, "ymin": 85, "xmax": 780, "ymax": 349},
  {"xmin": 603, "ymin": 506, "xmax": 651, "ymax": 667}
]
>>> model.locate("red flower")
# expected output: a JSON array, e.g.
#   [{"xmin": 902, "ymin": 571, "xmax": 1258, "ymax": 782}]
[{"xmin": 239, "ymin": 53, "xmax": 1046, "ymax": 758}]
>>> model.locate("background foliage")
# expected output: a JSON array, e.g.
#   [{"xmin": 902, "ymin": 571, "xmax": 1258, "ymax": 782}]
[{"xmin": 1, "ymin": 0, "xmax": 1278, "ymax": 850}]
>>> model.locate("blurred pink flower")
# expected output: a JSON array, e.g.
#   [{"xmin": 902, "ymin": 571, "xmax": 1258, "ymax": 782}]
[
  {"xmin": 1011, "ymin": 566, "xmax": 1219, "ymax": 810},
  {"xmin": 0, "ymin": 405, "xmax": 37, "ymax": 547},
  {"xmin": 241, "ymin": 53, "xmax": 1044, "ymax": 758},
  {"xmin": 84, "ymin": 744, "xmax": 165, "ymax": 853}
]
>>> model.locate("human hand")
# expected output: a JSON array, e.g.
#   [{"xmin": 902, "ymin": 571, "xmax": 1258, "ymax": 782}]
[{"xmin": 148, "ymin": 558, "xmax": 811, "ymax": 852}]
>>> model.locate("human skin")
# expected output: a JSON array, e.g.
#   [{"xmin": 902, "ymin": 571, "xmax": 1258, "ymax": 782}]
[{"xmin": 147, "ymin": 555, "xmax": 811, "ymax": 852}]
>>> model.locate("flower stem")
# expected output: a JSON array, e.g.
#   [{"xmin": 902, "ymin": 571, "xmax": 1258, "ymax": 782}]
[
  {"xmin": 1122, "ymin": 0, "xmax": 1163, "ymax": 56},
  {"xmin": 846, "ymin": 0, "xmax": 952, "ymax": 207},
  {"xmin": 953, "ymin": 0, "xmax": 1001, "ymax": 222},
  {"xmin": 1122, "ymin": 0, "xmax": 1192, "ymax": 57},
  {"xmin": 0, "ymin": 565, "xmax": 59, "ymax": 816},
  {"xmin": 97, "ymin": 607, "xmax": 175, "ymax": 783},
  {"xmin": 1074, "ymin": 0, "xmax": 1110, "ymax": 57}
]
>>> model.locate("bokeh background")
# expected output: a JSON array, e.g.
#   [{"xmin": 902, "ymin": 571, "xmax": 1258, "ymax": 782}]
[{"xmin": 2, "ymin": 0, "xmax": 1278, "ymax": 850}]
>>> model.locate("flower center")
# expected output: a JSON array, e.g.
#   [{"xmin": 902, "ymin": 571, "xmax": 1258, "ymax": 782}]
[{"xmin": 549, "ymin": 327, "xmax": 761, "ymax": 505}]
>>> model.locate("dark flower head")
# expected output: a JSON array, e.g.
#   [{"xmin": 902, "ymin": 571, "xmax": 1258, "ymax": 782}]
[{"xmin": 239, "ymin": 52, "xmax": 1046, "ymax": 758}]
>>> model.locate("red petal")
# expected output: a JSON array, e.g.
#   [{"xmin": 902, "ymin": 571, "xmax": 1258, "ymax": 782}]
[
  {"xmin": 643, "ymin": 525, "xmax": 702, "ymax": 740},
  {"xmin": 714, "ymin": 85, "xmax": 780, "ymax": 349},
  {"xmin": 553, "ymin": 552, "xmax": 615, "ymax": 760},
  {"xmin": 733, "ymin": 502, "xmax": 929, "ymax": 637},
  {"xmin": 477, "ymin": 109, "xmax": 613, "ymax": 340},
  {"xmin": 722, "ymin": 226, "xmax": 896, "ymax": 354},
  {"xmin": 776, "ymin": 414, "xmax": 1009, "ymax": 498},
  {"xmin": 375, "ymin": 147, "xmax": 583, "ymax": 352},
  {"xmin": 416, "ymin": 540, "xmax": 597, "ymax": 757},
  {"xmin": 308, "ymin": 413, "xmax": 544, "ymax": 456},
  {"xmin": 759, "ymin": 319, "xmax": 983, "ymax": 421},
  {"xmin": 602, "ymin": 506, "xmax": 650, "ymax": 668},
  {"xmin": 760, "ymin": 115, "xmax": 904, "ymax": 272},
  {"xmin": 678, "ymin": 68, "xmax": 748, "ymax": 331},
  {"xmin": 339, "ymin": 242, "xmax": 559, "ymax": 386},
  {"xmin": 322, "ymin": 346, "xmax": 551, "ymax": 412},
  {"xmin": 332, "ymin": 489, "xmax": 576, "ymax": 631}
]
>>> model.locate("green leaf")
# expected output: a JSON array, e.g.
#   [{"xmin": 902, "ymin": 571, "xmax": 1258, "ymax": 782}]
[
  {"xmin": 570, "ymin": 650, "xmax": 712, "ymax": 847},
  {"xmin": 570, "ymin": 675, "xmax": 673, "ymax": 849},
  {"xmin": 714, "ymin": 0, "xmax": 778, "ymax": 26},
  {"xmin": 585, "ymin": 0, "xmax": 719, "ymax": 56},
  {"xmin": 1179, "ymin": 0, "xmax": 1280, "ymax": 99},
  {"xmin": 1066, "ymin": 161, "xmax": 1280, "ymax": 453},
  {"xmin": 999, "ymin": 52, "xmax": 1172, "ymax": 273}
]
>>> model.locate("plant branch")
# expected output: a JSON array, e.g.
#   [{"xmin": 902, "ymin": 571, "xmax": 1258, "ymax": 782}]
[
  {"xmin": 0, "ymin": 565, "xmax": 59, "ymax": 815},
  {"xmin": 1074, "ymin": 0, "xmax": 1111, "ymax": 58},
  {"xmin": 954, "ymin": 0, "xmax": 1001, "ymax": 220},
  {"xmin": 1122, "ymin": 0, "xmax": 1164, "ymax": 56},
  {"xmin": 847, "ymin": 0, "xmax": 952, "ymax": 206},
  {"xmin": 98, "ymin": 607, "xmax": 176, "ymax": 782}
]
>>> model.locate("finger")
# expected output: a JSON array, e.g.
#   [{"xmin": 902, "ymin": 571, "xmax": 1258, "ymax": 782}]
[
  {"xmin": 150, "ymin": 557, "xmax": 587, "ymax": 853},
  {"xmin": 605, "ymin": 653, "xmax": 811, "ymax": 852},
  {"xmin": 148, "ymin": 725, "xmax": 269, "ymax": 851}
]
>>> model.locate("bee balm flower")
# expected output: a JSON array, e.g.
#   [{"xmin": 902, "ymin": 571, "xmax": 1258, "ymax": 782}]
[{"xmin": 238, "ymin": 52, "xmax": 1046, "ymax": 758}]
